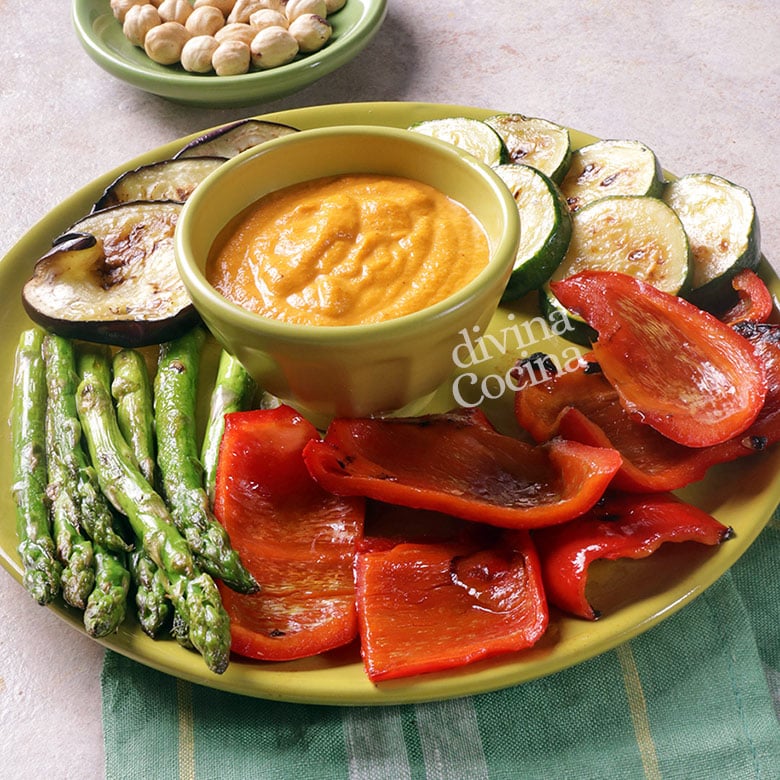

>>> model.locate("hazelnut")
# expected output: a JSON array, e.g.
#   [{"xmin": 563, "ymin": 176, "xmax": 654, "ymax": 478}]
[
  {"xmin": 285, "ymin": 0, "xmax": 327, "ymax": 22},
  {"xmin": 212, "ymin": 40, "xmax": 252, "ymax": 75},
  {"xmin": 123, "ymin": 4, "xmax": 162, "ymax": 47},
  {"xmin": 254, "ymin": 0, "xmax": 285, "ymax": 12},
  {"xmin": 288, "ymin": 13, "xmax": 331, "ymax": 53},
  {"xmin": 193, "ymin": 0, "xmax": 236, "ymax": 15},
  {"xmin": 249, "ymin": 25, "xmax": 299, "ymax": 68},
  {"xmin": 157, "ymin": 0, "xmax": 193, "ymax": 25},
  {"xmin": 110, "ymin": 0, "xmax": 147, "ymax": 23},
  {"xmin": 227, "ymin": 0, "xmax": 266, "ymax": 24},
  {"xmin": 186, "ymin": 5, "xmax": 225, "ymax": 36},
  {"xmin": 143, "ymin": 21, "xmax": 190, "ymax": 64},
  {"xmin": 248, "ymin": 8, "xmax": 289, "ymax": 29},
  {"xmin": 181, "ymin": 35, "xmax": 220, "ymax": 72},
  {"xmin": 215, "ymin": 22, "xmax": 257, "ymax": 45}
]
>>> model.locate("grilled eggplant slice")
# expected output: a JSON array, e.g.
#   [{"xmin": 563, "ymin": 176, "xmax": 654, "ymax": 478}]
[
  {"xmin": 93, "ymin": 156, "xmax": 225, "ymax": 211},
  {"xmin": 22, "ymin": 201, "xmax": 198, "ymax": 347},
  {"xmin": 173, "ymin": 118, "xmax": 298, "ymax": 159}
]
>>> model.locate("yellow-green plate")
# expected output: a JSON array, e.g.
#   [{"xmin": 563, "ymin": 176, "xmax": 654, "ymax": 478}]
[
  {"xmin": 2, "ymin": 102, "xmax": 778, "ymax": 705},
  {"xmin": 71, "ymin": 0, "xmax": 387, "ymax": 107}
]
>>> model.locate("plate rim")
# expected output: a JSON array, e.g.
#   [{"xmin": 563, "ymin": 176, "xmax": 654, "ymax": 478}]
[{"xmin": 2, "ymin": 100, "xmax": 779, "ymax": 706}]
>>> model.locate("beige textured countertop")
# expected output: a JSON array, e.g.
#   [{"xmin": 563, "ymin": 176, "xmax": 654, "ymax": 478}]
[{"xmin": 0, "ymin": 1, "xmax": 778, "ymax": 777}]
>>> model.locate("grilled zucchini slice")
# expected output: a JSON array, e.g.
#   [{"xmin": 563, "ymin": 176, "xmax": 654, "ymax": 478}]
[
  {"xmin": 493, "ymin": 164, "xmax": 572, "ymax": 301},
  {"xmin": 561, "ymin": 139, "xmax": 664, "ymax": 213},
  {"xmin": 408, "ymin": 117, "xmax": 509, "ymax": 166},
  {"xmin": 542, "ymin": 195, "xmax": 691, "ymax": 344},
  {"xmin": 485, "ymin": 113, "xmax": 571, "ymax": 183},
  {"xmin": 662, "ymin": 173, "xmax": 761, "ymax": 309}
]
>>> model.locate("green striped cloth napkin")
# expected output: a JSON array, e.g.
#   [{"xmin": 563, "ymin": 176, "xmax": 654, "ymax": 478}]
[{"xmin": 102, "ymin": 512, "xmax": 780, "ymax": 780}]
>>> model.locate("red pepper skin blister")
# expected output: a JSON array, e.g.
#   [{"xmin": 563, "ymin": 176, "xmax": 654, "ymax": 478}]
[
  {"xmin": 213, "ymin": 405, "xmax": 364, "ymax": 662},
  {"xmin": 551, "ymin": 271, "xmax": 767, "ymax": 448},
  {"xmin": 533, "ymin": 492, "xmax": 733, "ymax": 620},
  {"xmin": 355, "ymin": 525, "xmax": 548, "ymax": 681},
  {"xmin": 303, "ymin": 408, "xmax": 622, "ymax": 530}
]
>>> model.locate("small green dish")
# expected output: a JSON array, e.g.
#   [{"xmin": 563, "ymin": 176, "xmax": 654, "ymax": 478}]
[
  {"xmin": 71, "ymin": 0, "xmax": 387, "ymax": 108},
  {"xmin": 175, "ymin": 124, "xmax": 521, "ymax": 420}
]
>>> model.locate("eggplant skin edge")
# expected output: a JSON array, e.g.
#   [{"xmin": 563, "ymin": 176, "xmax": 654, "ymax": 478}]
[
  {"xmin": 21, "ymin": 299, "xmax": 202, "ymax": 349},
  {"xmin": 173, "ymin": 119, "xmax": 298, "ymax": 159}
]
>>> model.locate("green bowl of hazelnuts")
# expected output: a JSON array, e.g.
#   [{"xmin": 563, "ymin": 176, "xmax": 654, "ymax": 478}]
[{"xmin": 72, "ymin": 0, "xmax": 387, "ymax": 107}]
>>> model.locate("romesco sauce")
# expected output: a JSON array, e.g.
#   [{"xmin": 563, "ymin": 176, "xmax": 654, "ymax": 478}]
[{"xmin": 206, "ymin": 174, "xmax": 489, "ymax": 326}]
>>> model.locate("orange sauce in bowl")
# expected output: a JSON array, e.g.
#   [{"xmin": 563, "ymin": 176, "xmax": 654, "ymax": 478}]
[{"xmin": 206, "ymin": 174, "xmax": 489, "ymax": 326}]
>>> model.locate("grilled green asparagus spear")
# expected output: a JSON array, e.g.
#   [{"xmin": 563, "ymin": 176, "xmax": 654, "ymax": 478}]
[
  {"xmin": 110, "ymin": 348, "xmax": 172, "ymax": 635},
  {"xmin": 41, "ymin": 334, "xmax": 130, "ymax": 554},
  {"xmin": 112, "ymin": 349, "xmax": 157, "ymax": 487},
  {"xmin": 201, "ymin": 350, "xmax": 256, "ymax": 504},
  {"xmin": 52, "ymin": 498, "xmax": 95, "ymax": 610},
  {"xmin": 75, "ymin": 347, "xmax": 231, "ymax": 673},
  {"xmin": 127, "ymin": 547, "xmax": 171, "ymax": 638},
  {"xmin": 154, "ymin": 329, "xmax": 258, "ymax": 594},
  {"xmin": 84, "ymin": 544, "xmax": 130, "ymax": 638},
  {"xmin": 46, "ymin": 404, "xmax": 95, "ymax": 610},
  {"xmin": 43, "ymin": 333, "xmax": 100, "ymax": 610},
  {"xmin": 11, "ymin": 328, "xmax": 61, "ymax": 604}
]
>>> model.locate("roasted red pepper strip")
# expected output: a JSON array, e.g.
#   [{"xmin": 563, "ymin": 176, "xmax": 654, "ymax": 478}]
[
  {"xmin": 727, "ymin": 322, "xmax": 780, "ymax": 450},
  {"xmin": 551, "ymin": 271, "xmax": 767, "ymax": 447},
  {"xmin": 515, "ymin": 323, "xmax": 780, "ymax": 492},
  {"xmin": 213, "ymin": 405, "xmax": 364, "ymax": 662},
  {"xmin": 719, "ymin": 269, "xmax": 774, "ymax": 326},
  {"xmin": 558, "ymin": 407, "xmax": 716, "ymax": 492},
  {"xmin": 516, "ymin": 365, "xmax": 717, "ymax": 491},
  {"xmin": 514, "ymin": 354, "xmax": 605, "ymax": 443},
  {"xmin": 356, "ymin": 524, "xmax": 548, "ymax": 681},
  {"xmin": 303, "ymin": 408, "xmax": 622, "ymax": 530},
  {"xmin": 533, "ymin": 492, "xmax": 733, "ymax": 620}
]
